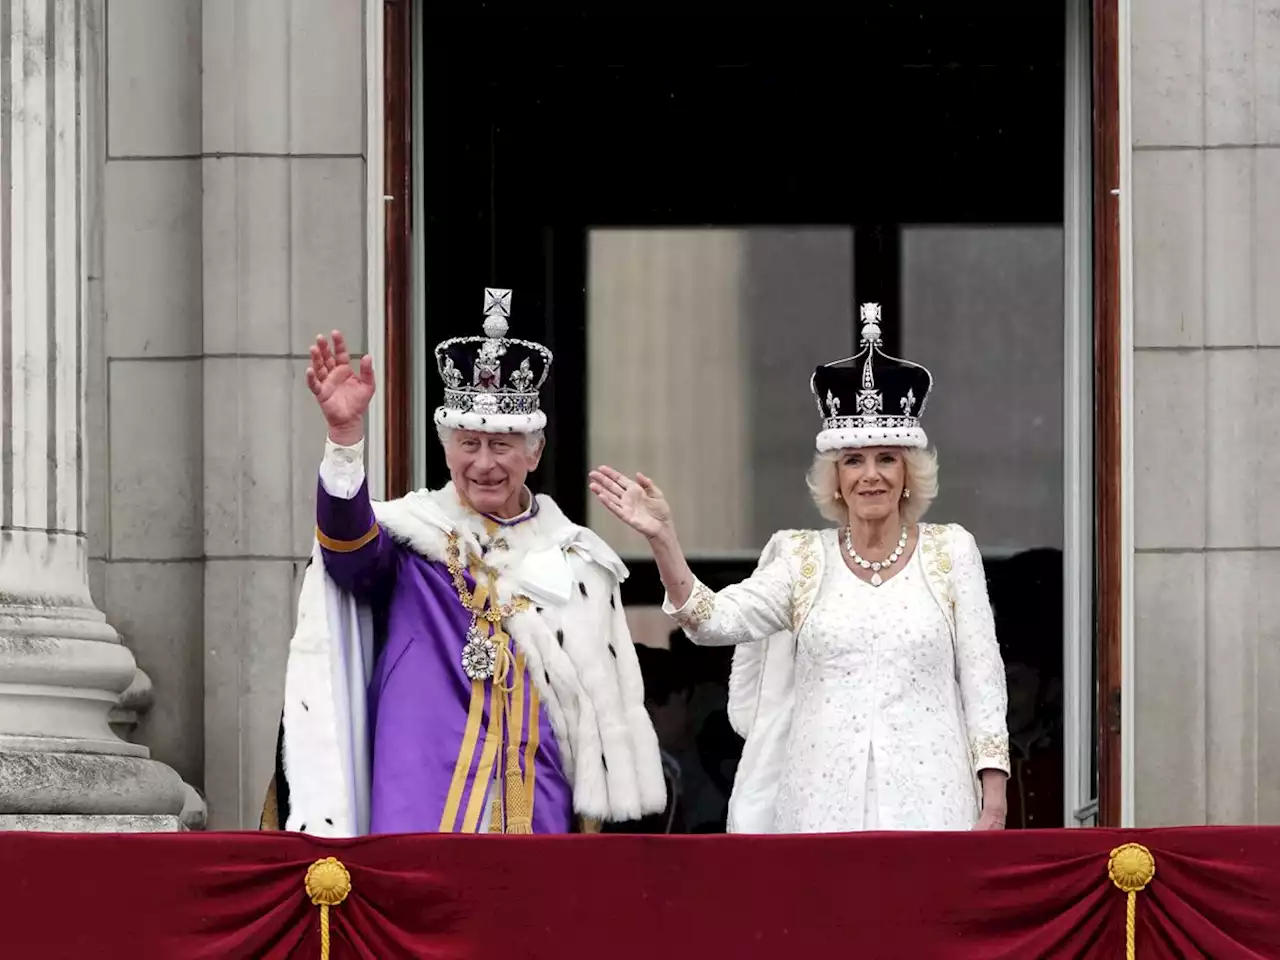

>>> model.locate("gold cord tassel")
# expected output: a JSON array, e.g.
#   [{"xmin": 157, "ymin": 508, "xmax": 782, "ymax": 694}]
[
  {"xmin": 503, "ymin": 742, "xmax": 533, "ymax": 833},
  {"xmin": 1107, "ymin": 843, "xmax": 1155, "ymax": 960},
  {"xmin": 305, "ymin": 857, "xmax": 352, "ymax": 960},
  {"xmin": 486, "ymin": 690, "xmax": 508, "ymax": 834},
  {"xmin": 489, "ymin": 788, "xmax": 504, "ymax": 833},
  {"xmin": 484, "ymin": 609, "xmax": 533, "ymax": 835}
]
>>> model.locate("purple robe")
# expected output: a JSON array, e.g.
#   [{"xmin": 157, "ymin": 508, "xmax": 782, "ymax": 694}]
[{"xmin": 317, "ymin": 479, "xmax": 572, "ymax": 835}]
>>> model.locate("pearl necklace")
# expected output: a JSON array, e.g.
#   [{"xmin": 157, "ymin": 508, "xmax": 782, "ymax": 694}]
[{"xmin": 844, "ymin": 525, "xmax": 909, "ymax": 587}]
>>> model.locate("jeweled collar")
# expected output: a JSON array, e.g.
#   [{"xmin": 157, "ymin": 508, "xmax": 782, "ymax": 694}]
[{"xmin": 481, "ymin": 486, "xmax": 539, "ymax": 528}]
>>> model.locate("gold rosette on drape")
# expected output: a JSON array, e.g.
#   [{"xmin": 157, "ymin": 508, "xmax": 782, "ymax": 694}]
[
  {"xmin": 305, "ymin": 857, "xmax": 352, "ymax": 960},
  {"xmin": 1108, "ymin": 843, "xmax": 1156, "ymax": 960}
]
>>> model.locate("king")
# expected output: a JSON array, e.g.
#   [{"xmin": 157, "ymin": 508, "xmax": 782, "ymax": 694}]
[{"xmin": 261, "ymin": 289, "xmax": 665, "ymax": 836}]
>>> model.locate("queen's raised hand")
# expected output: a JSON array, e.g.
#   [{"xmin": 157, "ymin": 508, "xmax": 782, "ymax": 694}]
[{"xmin": 589, "ymin": 466, "xmax": 673, "ymax": 541}]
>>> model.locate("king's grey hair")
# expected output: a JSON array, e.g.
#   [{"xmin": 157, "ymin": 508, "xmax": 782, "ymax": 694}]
[{"xmin": 436, "ymin": 425, "xmax": 545, "ymax": 455}]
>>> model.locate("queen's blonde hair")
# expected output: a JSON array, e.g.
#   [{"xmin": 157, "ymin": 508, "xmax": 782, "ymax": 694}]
[{"xmin": 806, "ymin": 446, "xmax": 939, "ymax": 527}]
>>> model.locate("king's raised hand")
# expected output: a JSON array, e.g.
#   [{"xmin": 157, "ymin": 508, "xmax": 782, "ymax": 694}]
[{"xmin": 306, "ymin": 330, "xmax": 376, "ymax": 445}]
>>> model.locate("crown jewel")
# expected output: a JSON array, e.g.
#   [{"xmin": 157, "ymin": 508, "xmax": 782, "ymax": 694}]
[
  {"xmin": 809, "ymin": 303, "xmax": 933, "ymax": 452},
  {"xmin": 433, "ymin": 289, "xmax": 553, "ymax": 433}
]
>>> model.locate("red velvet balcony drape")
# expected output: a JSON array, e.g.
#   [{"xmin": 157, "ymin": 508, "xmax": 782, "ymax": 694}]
[{"xmin": 3, "ymin": 827, "xmax": 1279, "ymax": 959}]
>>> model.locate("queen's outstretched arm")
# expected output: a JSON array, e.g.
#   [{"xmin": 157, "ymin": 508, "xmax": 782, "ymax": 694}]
[{"xmin": 589, "ymin": 466, "xmax": 793, "ymax": 646}]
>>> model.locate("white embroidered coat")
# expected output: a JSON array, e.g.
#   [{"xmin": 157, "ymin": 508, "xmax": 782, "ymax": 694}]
[{"xmin": 665, "ymin": 522, "xmax": 1010, "ymax": 834}]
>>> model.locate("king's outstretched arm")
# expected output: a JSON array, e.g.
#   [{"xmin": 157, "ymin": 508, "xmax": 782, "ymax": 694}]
[
  {"xmin": 304, "ymin": 330, "xmax": 395, "ymax": 599},
  {"xmin": 315, "ymin": 437, "xmax": 396, "ymax": 600}
]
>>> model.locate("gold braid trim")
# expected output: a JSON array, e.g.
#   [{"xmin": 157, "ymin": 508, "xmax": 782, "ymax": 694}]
[
  {"xmin": 305, "ymin": 858, "xmax": 352, "ymax": 960},
  {"xmin": 315, "ymin": 521, "xmax": 380, "ymax": 553},
  {"xmin": 258, "ymin": 775, "xmax": 280, "ymax": 830},
  {"xmin": 789, "ymin": 531, "xmax": 820, "ymax": 629},
  {"xmin": 486, "ymin": 634, "xmax": 534, "ymax": 835},
  {"xmin": 1108, "ymin": 843, "xmax": 1156, "ymax": 960},
  {"xmin": 457, "ymin": 555, "xmax": 535, "ymax": 836},
  {"xmin": 502, "ymin": 645, "xmax": 533, "ymax": 834}
]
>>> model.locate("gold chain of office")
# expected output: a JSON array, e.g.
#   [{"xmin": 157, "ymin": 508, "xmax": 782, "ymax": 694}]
[{"xmin": 445, "ymin": 532, "xmax": 531, "ymax": 624}]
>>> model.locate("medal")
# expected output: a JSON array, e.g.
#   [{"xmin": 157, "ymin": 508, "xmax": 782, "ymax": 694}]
[
  {"xmin": 445, "ymin": 533, "xmax": 530, "ymax": 683},
  {"xmin": 461, "ymin": 619, "xmax": 497, "ymax": 680}
]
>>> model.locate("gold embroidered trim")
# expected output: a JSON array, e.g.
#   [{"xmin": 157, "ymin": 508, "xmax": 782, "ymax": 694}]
[
  {"xmin": 438, "ymin": 674, "xmax": 486, "ymax": 832},
  {"xmin": 918, "ymin": 523, "xmax": 955, "ymax": 613},
  {"xmin": 315, "ymin": 521, "xmax": 380, "ymax": 553},
  {"xmin": 970, "ymin": 733, "xmax": 1011, "ymax": 769},
  {"xmin": 674, "ymin": 581, "xmax": 716, "ymax": 631},
  {"xmin": 790, "ymin": 531, "xmax": 820, "ymax": 630}
]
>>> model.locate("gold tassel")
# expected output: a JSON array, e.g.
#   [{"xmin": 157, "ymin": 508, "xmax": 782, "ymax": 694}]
[
  {"xmin": 503, "ymin": 743, "xmax": 533, "ymax": 833},
  {"xmin": 1107, "ymin": 843, "xmax": 1156, "ymax": 960},
  {"xmin": 305, "ymin": 857, "xmax": 352, "ymax": 960},
  {"xmin": 486, "ymin": 700, "xmax": 506, "ymax": 834},
  {"xmin": 488, "ymin": 773, "xmax": 504, "ymax": 833}
]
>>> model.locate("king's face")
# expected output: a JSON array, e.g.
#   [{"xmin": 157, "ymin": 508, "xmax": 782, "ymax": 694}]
[{"xmin": 444, "ymin": 429, "xmax": 543, "ymax": 518}]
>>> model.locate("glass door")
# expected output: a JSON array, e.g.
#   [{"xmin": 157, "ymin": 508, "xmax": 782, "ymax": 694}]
[{"xmin": 413, "ymin": 2, "xmax": 1081, "ymax": 832}]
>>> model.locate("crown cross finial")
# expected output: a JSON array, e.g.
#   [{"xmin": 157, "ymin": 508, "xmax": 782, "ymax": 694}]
[
  {"xmin": 859, "ymin": 302, "xmax": 883, "ymax": 346},
  {"xmin": 483, "ymin": 288, "xmax": 512, "ymax": 338}
]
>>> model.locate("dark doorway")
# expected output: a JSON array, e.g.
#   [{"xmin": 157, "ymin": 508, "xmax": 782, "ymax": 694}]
[{"xmin": 415, "ymin": 3, "xmax": 1070, "ymax": 831}]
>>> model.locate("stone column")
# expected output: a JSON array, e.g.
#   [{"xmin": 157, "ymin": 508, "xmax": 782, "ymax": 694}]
[
  {"xmin": 1129, "ymin": 0, "xmax": 1280, "ymax": 827},
  {"xmin": 199, "ymin": 0, "xmax": 366, "ymax": 828},
  {"xmin": 0, "ymin": 0, "xmax": 184, "ymax": 829}
]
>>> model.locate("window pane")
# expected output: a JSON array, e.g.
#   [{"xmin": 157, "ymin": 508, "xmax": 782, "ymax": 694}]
[
  {"xmin": 902, "ymin": 225, "xmax": 1066, "ymax": 829},
  {"xmin": 587, "ymin": 227, "xmax": 854, "ymax": 559},
  {"xmin": 900, "ymin": 226, "xmax": 1065, "ymax": 552}
]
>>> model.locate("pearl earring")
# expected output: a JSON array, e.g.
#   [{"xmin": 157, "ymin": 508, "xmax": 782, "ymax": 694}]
[{"xmin": 903, "ymin": 489, "xmax": 911, "ymax": 499}]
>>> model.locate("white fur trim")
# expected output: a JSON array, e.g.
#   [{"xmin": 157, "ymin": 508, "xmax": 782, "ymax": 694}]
[
  {"xmin": 282, "ymin": 482, "xmax": 663, "ymax": 832},
  {"xmin": 433, "ymin": 406, "xmax": 547, "ymax": 434},
  {"xmin": 547, "ymin": 553, "xmax": 665, "ymax": 819},
  {"xmin": 815, "ymin": 425, "xmax": 928, "ymax": 452},
  {"xmin": 281, "ymin": 544, "xmax": 374, "ymax": 838}
]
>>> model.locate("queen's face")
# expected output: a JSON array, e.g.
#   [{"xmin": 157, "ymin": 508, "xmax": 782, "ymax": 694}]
[{"xmin": 837, "ymin": 446, "xmax": 907, "ymax": 523}]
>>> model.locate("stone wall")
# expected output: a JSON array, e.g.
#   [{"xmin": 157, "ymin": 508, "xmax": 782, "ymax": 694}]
[
  {"xmin": 91, "ymin": 0, "xmax": 368, "ymax": 828},
  {"xmin": 1130, "ymin": 0, "xmax": 1280, "ymax": 824},
  {"xmin": 81, "ymin": 0, "xmax": 1280, "ymax": 831}
]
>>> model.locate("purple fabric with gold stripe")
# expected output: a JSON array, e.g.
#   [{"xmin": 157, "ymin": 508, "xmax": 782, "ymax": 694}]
[{"xmin": 317, "ymin": 479, "xmax": 572, "ymax": 835}]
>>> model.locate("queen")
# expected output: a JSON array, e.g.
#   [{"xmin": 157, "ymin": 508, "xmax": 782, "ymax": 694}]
[{"xmin": 590, "ymin": 304, "xmax": 1010, "ymax": 834}]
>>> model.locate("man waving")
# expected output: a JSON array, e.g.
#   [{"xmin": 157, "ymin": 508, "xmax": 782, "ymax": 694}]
[{"xmin": 261, "ymin": 289, "xmax": 664, "ymax": 836}]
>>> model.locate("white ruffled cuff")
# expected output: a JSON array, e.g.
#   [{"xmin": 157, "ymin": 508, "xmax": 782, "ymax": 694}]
[{"xmin": 319, "ymin": 436, "xmax": 366, "ymax": 500}]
